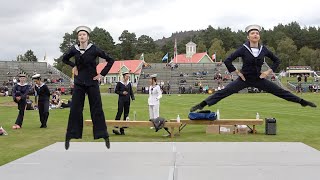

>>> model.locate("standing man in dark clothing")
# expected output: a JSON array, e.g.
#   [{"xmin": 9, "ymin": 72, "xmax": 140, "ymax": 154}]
[
  {"xmin": 304, "ymin": 74, "xmax": 308, "ymax": 83},
  {"xmin": 190, "ymin": 24, "xmax": 316, "ymax": 112},
  {"xmin": 62, "ymin": 25, "xmax": 114, "ymax": 150},
  {"xmin": 32, "ymin": 74, "xmax": 50, "ymax": 128},
  {"xmin": 113, "ymin": 72, "xmax": 135, "ymax": 135},
  {"xmin": 12, "ymin": 73, "xmax": 31, "ymax": 129}
]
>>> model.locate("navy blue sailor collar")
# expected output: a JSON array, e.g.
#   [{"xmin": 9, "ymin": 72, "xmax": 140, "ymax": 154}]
[
  {"xmin": 243, "ymin": 41, "xmax": 263, "ymax": 57},
  {"xmin": 35, "ymin": 82, "xmax": 45, "ymax": 88},
  {"xmin": 74, "ymin": 43, "xmax": 93, "ymax": 54}
]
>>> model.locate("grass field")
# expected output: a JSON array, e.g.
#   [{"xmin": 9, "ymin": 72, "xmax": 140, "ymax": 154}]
[{"xmin": 0, "ymin": 92, "xmax": 319, "ymax": 166}]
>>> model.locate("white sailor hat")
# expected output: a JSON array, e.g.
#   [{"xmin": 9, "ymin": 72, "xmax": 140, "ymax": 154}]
[
  {"xmin": 18, "ymin": 73, "xmax": 26, "ymax": 77},
  {"xmin": 150, "ymin": 74, "xmax": 157, "ymax": 78},
  {"xmin": 122, "ymin": 71, "xmax": 130, "ymax": 76},
  {"xmin": 245, "ymin": 24, "xmax": 262, "ymax": 33},
  {"xmin": 75, "ymin": 25, "xmax": 92, "ymax": 34},
  {"xmin": 32, "ymin": 74, "xmax": 41, "ymax": 79}
]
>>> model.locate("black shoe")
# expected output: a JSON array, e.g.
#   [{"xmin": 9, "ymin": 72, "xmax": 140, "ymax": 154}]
[
  {"xmin": 112, "ymin": 129, "xmax": 121, "ymax": 135},
  {"xmin": 300, "ymin": 99, "xmax": 317, "ymax": 108},
  {"xmin": 104, "ymin": 137, "xmax": 110, "ymax": 149},
  {"xmin": 40, "ymin": 125, "xmax": 47, "ymax": 128},
  {"xmin": 65, "ymin": 138, "xmax": 71, "ymax": 150},
  {"xmin": 190, "ymin": 104, "xmax": 203, "ymax": 112}
]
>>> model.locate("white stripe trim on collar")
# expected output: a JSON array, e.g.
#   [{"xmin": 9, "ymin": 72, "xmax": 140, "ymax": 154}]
[
  {"xmin": 74, "ymin": 43, "xmax": 93, "ymax": 52},
  {"xmin": 243, "ymin": 44, "xmax": 263, "ymax": 57},
  {"xmin": 120, "ymin": 81, "xmax": 131, "ymax": 85},
  {"xmin": 17, "ymin": 83, "xmax": 28, "ymax": 86},
  {"xmin": 36, "ymin": 83, "xmax": 45, "ymax": 88}
]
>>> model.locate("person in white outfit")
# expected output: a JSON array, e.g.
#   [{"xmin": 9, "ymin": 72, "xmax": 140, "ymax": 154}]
[{"xmin": 148, "ymin": 74, "xmax": 162, "ymax": 120}]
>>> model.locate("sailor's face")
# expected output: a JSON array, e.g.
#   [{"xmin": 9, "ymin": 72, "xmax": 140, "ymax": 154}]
[
  {"xmin": 33, "ymin": 79, "xmax": 40, "ymax": 85},
  {"xmin": 124, "ymin": 74, "xmax": 130, "ymax": 81},
  {"xmin": 247, "ymin": 30, "xmax": 260, "ymax": 43},
  {"xmin": 19, "ymin": 77, "xmax": 26, "ymax": 83},
  {"xmin": 78, "ymin": 31, "xmax": 89, "ymax": 43}
]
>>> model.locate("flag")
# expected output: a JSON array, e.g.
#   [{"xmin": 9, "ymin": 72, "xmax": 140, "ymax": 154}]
[
  {"xmin": 119, "ymin": 61, "xmax": 123, "ymax": 81},
  {"xmin": 174, "ymin": 38, "xmax": 177, "ymax": 63},
  {"xmin": 139, "ymin": 53, "xmax": 144, "ymax": 61},
  {"xmin": 162, "ymin": 53, "xmax": 168, "ymax": 62},
  {"xmin": 212, "ymin": 52, "xmax": 216, "ymax": 62}
]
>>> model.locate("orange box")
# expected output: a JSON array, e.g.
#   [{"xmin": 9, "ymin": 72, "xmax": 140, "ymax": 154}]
[{"xmin": 206, "ymin": 125, "xmax": 220, "ymax": 134}]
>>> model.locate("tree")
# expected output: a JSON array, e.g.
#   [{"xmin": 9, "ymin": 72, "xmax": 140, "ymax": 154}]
[
  {"xmin": 298, "ymin": 46, "xmax": 316, "ymax": 67},
  {"xmin": 90, "ymin": 27, "xmax": 116, "ymax": 57},
  {"xmin": 161, "ymin": 39, "xmax": 174, "ymax": 57},
  {"xmin": 119, "ymin": 30, "xmax": 137, "ymax": 59},
  {"xmin": 225, "ymin": 48, "xmax": 236, "ymax": 58},
  {"xmin": 304, "ymin": 27, "xmax": 320, "ymax": 49},
  {"xmin": 276, "ymin": 37, "xmax": 297, "ymax": 70},
  {"xmin": 53, "ymin": 56, "xmax": 73, "ymax": 77},
  {"xmin": 312, "ymin": 49, "xmax": 320, "ymax": 71},
  {"xmin": 55, "ymin": 32, "xmax": 77, "ymax": 76},
  {"xmin": 16, "ymin": 54, "xmax": 25, "ymax": 61},
  {"xmin": 23, "ymin": 50, "xmax": 38, "ymax": 62},
  {"xmin": 134, "ymin": 51, "xmax": 163, "ymax": 63},
  {"xmin": 59, "ymin": 32, "xmax": 77, "ymax": 54},
  {"xmin": 284, "ymin": 22, "xmax": 303, "ymax": 49},
  {"xmin": 196, "ymin": 40, "xmax": 207, "ymax": 53},
  {"xmin": 208, "ymin": 38, "xmax": 226, "ymax": 61},
  {"xmin": 136, "ymin": 35, "xmax": 157, "ymax": 54}
]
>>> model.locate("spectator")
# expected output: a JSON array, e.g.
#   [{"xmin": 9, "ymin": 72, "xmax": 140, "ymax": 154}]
[
  {"xmin": 304, "ymin": 74, "xmax": 307, "ymax": 82},
  {"xmin": 51, "ymin": 91, "xmax": 61, "ymax": 106},
  {"xmin": 188, "ymin": 85, "xmax": 193, "ymax": 94},
  {"xmin": 148, "ymin": 74, "xmax": 162, "ymax": 120},
  {"xmin": 26, "ymin": 95, "xmax": 35, "ymax": 110},
  {"xmin": 13, "ymin": 77, "xmax": 17, "ymax": 85},
  {"xmin": 297, "ymin": 74, "xmax": 302, "ymax": 82}
]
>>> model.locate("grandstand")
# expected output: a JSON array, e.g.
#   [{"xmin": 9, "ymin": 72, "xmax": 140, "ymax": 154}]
[
  {"xmin": 0, "ymin": 60, "xmax": 288, "ymax": 95},
  {"xmin": 0, "ymin": 61, "xmax": 72, "ymax": 95},
  {"xmin": 136, "ymin": 61, "xmax": 284, "ymax": 94},
  {"xmin": 137, "ymin": 62, "xmax": 240, "ymax": 94}
]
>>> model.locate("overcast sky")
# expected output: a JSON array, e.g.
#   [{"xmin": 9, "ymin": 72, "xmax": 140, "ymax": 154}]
[{"xmin": 1, "ymin": 0, "xmax": 320, "ymax": 64}]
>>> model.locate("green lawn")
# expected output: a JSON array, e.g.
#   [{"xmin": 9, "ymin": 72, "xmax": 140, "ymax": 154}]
[{"xmin": 0, "ymin": 92, "xmax": 319, "ymax": 166}]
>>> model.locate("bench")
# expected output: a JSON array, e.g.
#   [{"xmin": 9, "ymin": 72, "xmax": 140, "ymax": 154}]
[
  {"xmin": 84, "ymin": 120, "xmax": 181, "ymax": 138},
  {"xmin": 169, "ymin": 119, "xmax": 264, "ymax": 134}
]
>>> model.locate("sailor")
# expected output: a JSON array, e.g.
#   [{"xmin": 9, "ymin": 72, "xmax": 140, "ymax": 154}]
[
  {"xmin": 12, "ymin": 73, "xmax": 31, "ymax": 129},
  {"xmin": 190, "ymin": 24, "xmax": 316, "ymax": 112},
  {"xmin": 32, "ymin": 74, "xmax": 50, "ymax": 128},
  {"xmin": 62, "ymin": 25, "xmax": 115, "ymax": 150},
  {"xmin": 113, "ymin": 71, "xmax": 135, "ymax": 135},
  {"xmin": 148, "ymin": 74, "xmax": 162, "ymax": 120}
]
